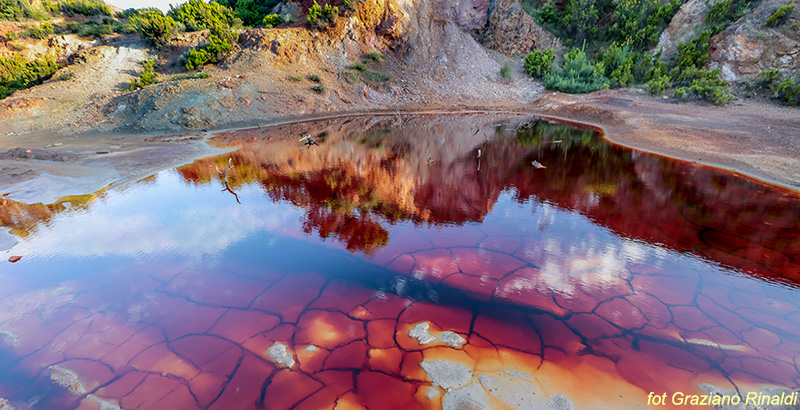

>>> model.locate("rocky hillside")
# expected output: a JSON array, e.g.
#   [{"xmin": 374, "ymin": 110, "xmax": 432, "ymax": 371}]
[{"xmin": 0, "ymin": 0, "xmax": 797, "ymax": 136}]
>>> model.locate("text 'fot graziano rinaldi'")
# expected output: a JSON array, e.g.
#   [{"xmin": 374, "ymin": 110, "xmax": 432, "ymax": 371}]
[{"xmin": 647, "ymin": 391, "xmax": 798, "ymax": 406}]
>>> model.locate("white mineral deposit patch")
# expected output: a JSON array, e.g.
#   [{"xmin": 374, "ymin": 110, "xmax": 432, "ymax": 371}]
[{"xmin": 267, "ymin": 342, "xmax": 296, "ymax": 368}]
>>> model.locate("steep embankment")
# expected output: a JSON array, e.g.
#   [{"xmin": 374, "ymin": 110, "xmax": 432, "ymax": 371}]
[{"xmin": 0, "ymin": 0, "xmax": 553, "ymax": 135}]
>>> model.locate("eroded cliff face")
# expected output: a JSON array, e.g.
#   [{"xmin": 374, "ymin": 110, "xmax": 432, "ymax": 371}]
[
  {"xmin": 710, "ymin": 0, "xmax": 800, "ymax": 79},
  {"xmin": 655, "ymin": 0, "xmax": 799, "ymax": 80},
  {"xmin": 0, "ymin": 0, "xmax": 551, "ymax": 135},
  {"xmin": 654, "ymin": 0, "xmax": 719, "ymax": 58}
]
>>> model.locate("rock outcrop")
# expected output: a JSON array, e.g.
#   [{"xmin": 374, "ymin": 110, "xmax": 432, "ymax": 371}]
[
  {"xmin": 481, "ymin": 0, "xmax": 561, "ymax": 55},
  {"xmin": 654, "ymin": 0, "xmax": 719, "ymax": 58},
  {"xmin": 710, "ymin": 0, "xmax": 800, "ymax": 79}
]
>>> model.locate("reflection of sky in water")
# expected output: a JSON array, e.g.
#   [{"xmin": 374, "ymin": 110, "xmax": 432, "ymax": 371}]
[
  {"xmin": 9, "ymin": 170, "xmax": 711, "ymax": 295},
  {"xmin": 10, "ymin": 172, "xmax": 305, "ymax": 262}
]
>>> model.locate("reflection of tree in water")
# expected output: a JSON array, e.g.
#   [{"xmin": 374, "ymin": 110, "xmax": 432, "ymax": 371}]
[
  {"xmin": 177, "ymin": 117, "xmax": 800, "ymax": 283},
  {"xmin": 259, "ymin": 168, "xmax": 394, "ymax": 253}
]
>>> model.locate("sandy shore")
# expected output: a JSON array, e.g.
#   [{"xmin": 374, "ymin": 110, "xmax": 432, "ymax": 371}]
[{"xmin": 0, "ymin": 88, "xmax": 798, "ymax": 205}]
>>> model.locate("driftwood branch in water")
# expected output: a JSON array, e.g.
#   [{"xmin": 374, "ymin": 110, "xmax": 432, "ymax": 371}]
[{"xmin": 217, "ymin": 158, "xmax": 241, "ymax": 204}]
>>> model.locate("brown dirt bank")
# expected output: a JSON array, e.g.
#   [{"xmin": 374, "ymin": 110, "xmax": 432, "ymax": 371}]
[{"xmin": 533, "ymin": 89, "xmax": 800, "ymax": 193}]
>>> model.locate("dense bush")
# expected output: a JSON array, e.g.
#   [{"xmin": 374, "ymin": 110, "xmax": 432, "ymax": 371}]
[
  {"xmin": 185, "ymin": 25, "xmax": 238, "ymax": 70},
  {"xmin": 530, "ymin": 0, "xmax": 682, "ymax": 50},
  {"xmin": 607, "ymin": 0, "xmax": 682, "ymax": 50},
  {"xmin": 754, "ymin": 70, "xmax": 800, "ymax": 105},
  {"xmin": 2, "ymin": 0, "xmax": 48, "ymax": 20},
  {"xmin": 366, "ymin": 50, "xmax": 384, "ymax": 62},
  {"xmin": 0, "ymin": 53, "xmax": 59, "ymax": 99},
  {"xmin": 705, "ymin": 0, "xmax": 759, "ymax": 33},
  {"xmin": 671, "ymin": 68, "xmax": 731, "ymax": 104},
  {"xmin": 168, "ymin": 0, "xmax": 239, "ymax": 32},
  {"xmin": 233, "ymin": 0, "xmax": 278, "ymax": 26},
  {"xmin": 24, "ymin": 22, "xmax": 53, "ymax": 38},
  {"xmin": 675, "ymin": 29, "xmax": 712, "ymax": 70},
  {"xmin": 46, "ymin": 0, "xmax": 112, "ymax": 16},
  {"xmin": 523, "ymin": 48, "xmax": 555, "ymax": 78},
  {"xmin": 216, "ymin": 0, "xmax": 281, "ymax": 26},
  {"xmin": 131, "ymin": 9, "xmax": 177, "ymax": 47},
  {"xmin": 561, "ymin": 0, "xmax": 600, "ymax": 44},
  {"xmin": 124, "ymin": 59, "xmax": 159, "ymax": 90},
  {"xmin": 543, "ymin": 47, "xmax": 609, "ymax": 93},
  {"xmin": 262, "ymin": 13, "xmax": 282, "ymax": 27},
  {"xmin": 595, "ymin": 42, "xmax": 638, "ymax": 86},
  {"xmin": 766, "ymin": 4, "xmax": 795, "ymax": 26},
  {"xmin": 307, "ymin": 0, "xmax": 338, "ymax": 28}
]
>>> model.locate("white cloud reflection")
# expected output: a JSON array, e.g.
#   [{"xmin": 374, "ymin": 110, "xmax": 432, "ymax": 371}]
[{"xmin": 10, "ymin": 172, "xmax": 305, "ymax": 261}]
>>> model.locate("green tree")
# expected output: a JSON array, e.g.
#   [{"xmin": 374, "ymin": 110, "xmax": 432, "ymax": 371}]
[
  {"xmin": 168, "ymin": 0, "xmax": 239, "ymax": 31},
  {"xmin": 131, "ymin": 9, "xmax": 177, "ymax": 47}
]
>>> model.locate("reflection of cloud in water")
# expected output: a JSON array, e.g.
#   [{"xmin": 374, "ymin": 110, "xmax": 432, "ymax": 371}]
[
  {"xmin": 513, "ymin": 202, "xmax": 656, "ymax": 299},
  {"xmin": 11, "ymin": 172, "xmax": 303, "ymax": 260}
]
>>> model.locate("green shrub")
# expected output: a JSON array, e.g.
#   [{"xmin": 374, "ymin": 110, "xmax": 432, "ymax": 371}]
[
  {"xmin": 674, "ymin": 86, "xmax": 686, "ymax": 98},
  {"xmin": 131, "ymin": 9, "xmax": 177, "ymax": 47},
  {"xmin": 0, "ymin": 53, "xmax": 59, "ymax": 99},
  {"xmin": 543, "ymin": 47, "xmax": 609, "ymax": 93},
  {"xmin": 124, "ymin": 59, "xmax": 159, "ymax": 90},
  {"xmin": 75, "ymin": 18, "xmax": 127, "ymax": 38},
  {"xmin": 606, "ymin": 0, "xmax": 682, "ymax": 50},
  {"xmin": 705, "ymin": 0, "xmax": 759, "ymax": 33},
  {"xmin": 342, "ymin": 0, "xmax": 364, "ymax": 12},
  {"xmin": 185, "ymin": 25, "xmax": 238, "ymax": 70},
  {"xmin": 307, "ymin": 0, "xmax": 338, "ymax": 28},
  {"xmin": 287, "ymin": 75, "xmax": 302, "ymax": 81},
  {"xmin": 306, "ymin": 73, "xmax": 321, "ymax": 82},
  {"xmin": 170, "ymin": 72, "xmax": 211, "ymax": 80},
  {"xmin": 138, "ymin": 59, "xmax": 158, "ymax": 86},
  {"xmin": 361, "ymin": 69, "xmax": 390, "ymax": 82},
  {"xmin": 310, "ymin": 84, "xmax": 325, "ymax": 93},
  {"xmin": 523, "ymin": 48, "xmax": 555, "ymax": 78},
  {"xmin": 185, "ymin": 48, "xmax": 211, "ymax": 70},
  {"xmin": 352, "ymin": 62, "xmax": 366, "ymax": 71},
  {"xmin": 533, "ymin": 0, "xmax": 558, "ymax": 27},
  {"xmin": 676, "ymin": 29, "xmax": 711, "ymax": 70},
  {"xmin": 366, "ymin": 50, "xmax": 384, "ymax": 62},
  {"xmin": 24, "ymin": 22, "xmax": 53, "ymax": 39},
  {"xmin": 757, "ymin": 69, "xmax": 781, "ymax": 86},
  {"xmin": 500, "ymin": 62, "xmax": 512, "ymax": 80},
  {"xmin": 678, "ymin": 68, "xmax": 732, "ymax": 105},
  {"xmin": 754, "ymin": 69, "xmax": 800, "ymax": 105},
  {"xmin": 168, "ymin": 0, "xmax": 239, "ymax": 32},
  {"xmin": 595, "ymin": 42, "xmax": 639, "ymax": 86},
  {"xmin": 771, "ymin": 76, "xmax": 800, "ymax": 105},
  {"xmin": 230, "ymin": 0, "xmax": 279, "ymax": 26},
  {"xmin": 647, "ymin": 74, "xmax": 671, "ymax": 95},
  {"xmin": 49, "ymin": 0, "xmax": 111, "ymax": 16},
  {"xmin": 766, "ymin": 4, "xmax": 795, "ymax": 26},
  {"xmin": 262, "ymin": 13, "xmax": 282, "ymax": 27},
  {"xmin": 1, "ymin": 0, "xmax": 42, "ymax": 21},
  {"xmin": 57, "ymin": 70, "xmax": 73, "ymax": 80},
  {"xmin": 562, "ymin": 0, "xmax": 600, "ymax": 44}
]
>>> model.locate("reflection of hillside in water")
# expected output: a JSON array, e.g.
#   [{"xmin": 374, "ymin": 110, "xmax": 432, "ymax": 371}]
[{"xmin": 179, "ymin": 115, "xmax": 800, "ymax": 283}]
